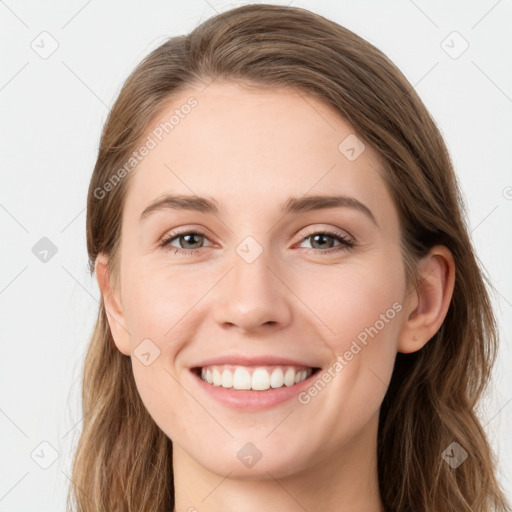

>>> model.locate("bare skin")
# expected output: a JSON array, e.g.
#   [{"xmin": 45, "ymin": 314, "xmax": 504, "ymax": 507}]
[{"xmin": 96, "ymin": 79, "xmax": 455, "ymax": 512}]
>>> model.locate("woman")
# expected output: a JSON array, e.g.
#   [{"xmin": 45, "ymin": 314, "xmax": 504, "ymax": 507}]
[{"xmin": 69, "ymin": 4, "xmax": 511, "ymax": 511}]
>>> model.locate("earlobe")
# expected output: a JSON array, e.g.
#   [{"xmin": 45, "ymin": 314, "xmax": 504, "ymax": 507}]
[
  {"xmin": 95, "ymin": 253, "xmax": 131, "ymax": 356},
  {"xmin": 397, "ymin": 246, "xmax": 455, "ymax": 354}
]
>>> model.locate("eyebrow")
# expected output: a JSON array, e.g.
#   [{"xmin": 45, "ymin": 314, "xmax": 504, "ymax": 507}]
[{"xmin": 139, "ymin": 193, "xmax": 378, "ymax": 227}]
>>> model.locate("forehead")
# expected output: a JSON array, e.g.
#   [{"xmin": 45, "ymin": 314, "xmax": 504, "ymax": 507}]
[{"xmin": 122, "ymin": 80, "xmax": 393, "ymax": 225}]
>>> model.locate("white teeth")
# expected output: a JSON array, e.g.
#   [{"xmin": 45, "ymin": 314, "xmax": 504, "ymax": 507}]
[
  {"xmin": 232, "ymin": 367, "xmax": 252, "ymax": 390},
  {"xmin": 270, "ymin": 368, "xmax": 284, "ymax": 388},
  {"xmin": 212, "ymin": 368, "xmax": 222, "ymax": 386},
  {"xmin": 295, "ymin": 369, "xmax": 307, "ymax": 384},
  {"xmin": 251, "ymin": 368, "xmax": 270, "ymax": 391},
  {"xmin": 221, "ymin": 369, "xmax": 233, "ymax": 388},
  {"xmin": 284, "ymin": 368, "xmax": 296, "ymax": 386},
  {"xmin": 198, "ymin": 365, "xmax": 313, "ymax": 390}
]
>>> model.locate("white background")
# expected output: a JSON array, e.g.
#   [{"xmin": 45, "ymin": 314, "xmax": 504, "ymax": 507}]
[{"xmin": 0, "ymin": 0, "xmax": 511, "ymax": 510}]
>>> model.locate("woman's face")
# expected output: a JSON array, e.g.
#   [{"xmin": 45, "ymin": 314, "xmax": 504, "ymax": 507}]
[{"xmin": 104, "ymin": 79, "xmax": 411, "ymax": 478}]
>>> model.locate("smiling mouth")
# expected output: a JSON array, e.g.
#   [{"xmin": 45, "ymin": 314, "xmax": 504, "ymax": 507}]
[{"xmin": 192, "ymin": 365, "xmax": 321, "ymax": 391}]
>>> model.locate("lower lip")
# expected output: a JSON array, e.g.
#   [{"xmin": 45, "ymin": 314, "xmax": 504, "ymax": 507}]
[{"xmin": 190, "ymin": 370, "xmax": 319, "ymax": 411}]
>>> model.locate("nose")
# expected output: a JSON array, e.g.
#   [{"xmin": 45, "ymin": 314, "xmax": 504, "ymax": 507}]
[{"xmin": 213, "ymin": 247, "xmax": 292, "ymax": 334}]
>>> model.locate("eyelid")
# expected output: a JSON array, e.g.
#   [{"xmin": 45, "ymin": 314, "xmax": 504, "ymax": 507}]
[{"xmin": 298, "ymin": 225, "xmax": 354, "ymax": 244}]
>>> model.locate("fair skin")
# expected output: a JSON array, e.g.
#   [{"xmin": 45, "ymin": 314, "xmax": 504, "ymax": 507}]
[{"xmin": 95, "ymin": 80, "xmax": 455, "ymax": 511}]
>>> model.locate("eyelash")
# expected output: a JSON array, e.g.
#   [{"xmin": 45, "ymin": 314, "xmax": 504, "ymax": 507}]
[{"xmin": 159, "ymin": 228, "xmax": 355, "ymax": 256}]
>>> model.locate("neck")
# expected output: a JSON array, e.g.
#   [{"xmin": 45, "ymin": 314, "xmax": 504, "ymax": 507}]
[{"xmin": 172, "ymin": 411, "xmax": 384, "ymax": 512}]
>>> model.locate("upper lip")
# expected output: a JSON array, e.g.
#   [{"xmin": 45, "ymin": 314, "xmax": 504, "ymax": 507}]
[{"xmin": 191, "ymin": 354, "xmax": 319, "ymax": 369}]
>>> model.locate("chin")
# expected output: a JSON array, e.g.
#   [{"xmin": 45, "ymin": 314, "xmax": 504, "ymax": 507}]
[{"xmin": 180, "ymin": 434, "xmax": 316, "ymax": 480}]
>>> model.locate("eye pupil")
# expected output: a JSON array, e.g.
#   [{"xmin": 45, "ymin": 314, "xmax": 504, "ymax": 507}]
[
  {"xmin": 181, "ymin": 233, "xmax": 203, "ymax": 249},
  {"xmin": 311, "ymin": 233, "xmax": 334, "ymax": 249}
]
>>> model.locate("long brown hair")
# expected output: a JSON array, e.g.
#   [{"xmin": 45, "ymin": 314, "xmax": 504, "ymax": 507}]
[{"xmin": 69, "ymin": 4, "xmax": 511, "ymax": 511}]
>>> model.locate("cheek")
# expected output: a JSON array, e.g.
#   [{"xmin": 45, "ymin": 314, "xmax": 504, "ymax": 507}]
[
  {"xmin": 121, "ymin": 265, "xmax": 198, "ymax": 434},
  {"xmin": 295, "ymin": 277, "xmax": 402, "ymax": 451},
  {"xmin": 121, "ymin": 262, "xmax": 201, "ymax": 345},
  {"xmin": 296, "ymin": 260, "xmax": 404, "ymax": 356},
  {"xmin": 337, "ymin": 278, "xmax": 402, "ymax": 348},
  {"xmin": 130, "ymin": 358, "xmax": 193, "ymax": 436},
  {"xmin": 298, "ymin": 258, "xmax": 404, "ymax": 414}
]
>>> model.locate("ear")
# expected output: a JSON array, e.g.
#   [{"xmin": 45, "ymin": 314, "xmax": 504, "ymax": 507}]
[
  {"xmin": 95, "ymin": 253, "xmax": 131, "ymax": 356},
  {"xmin": 397, "ymin": 245, "xmax": 455, "ymax": 354}
]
